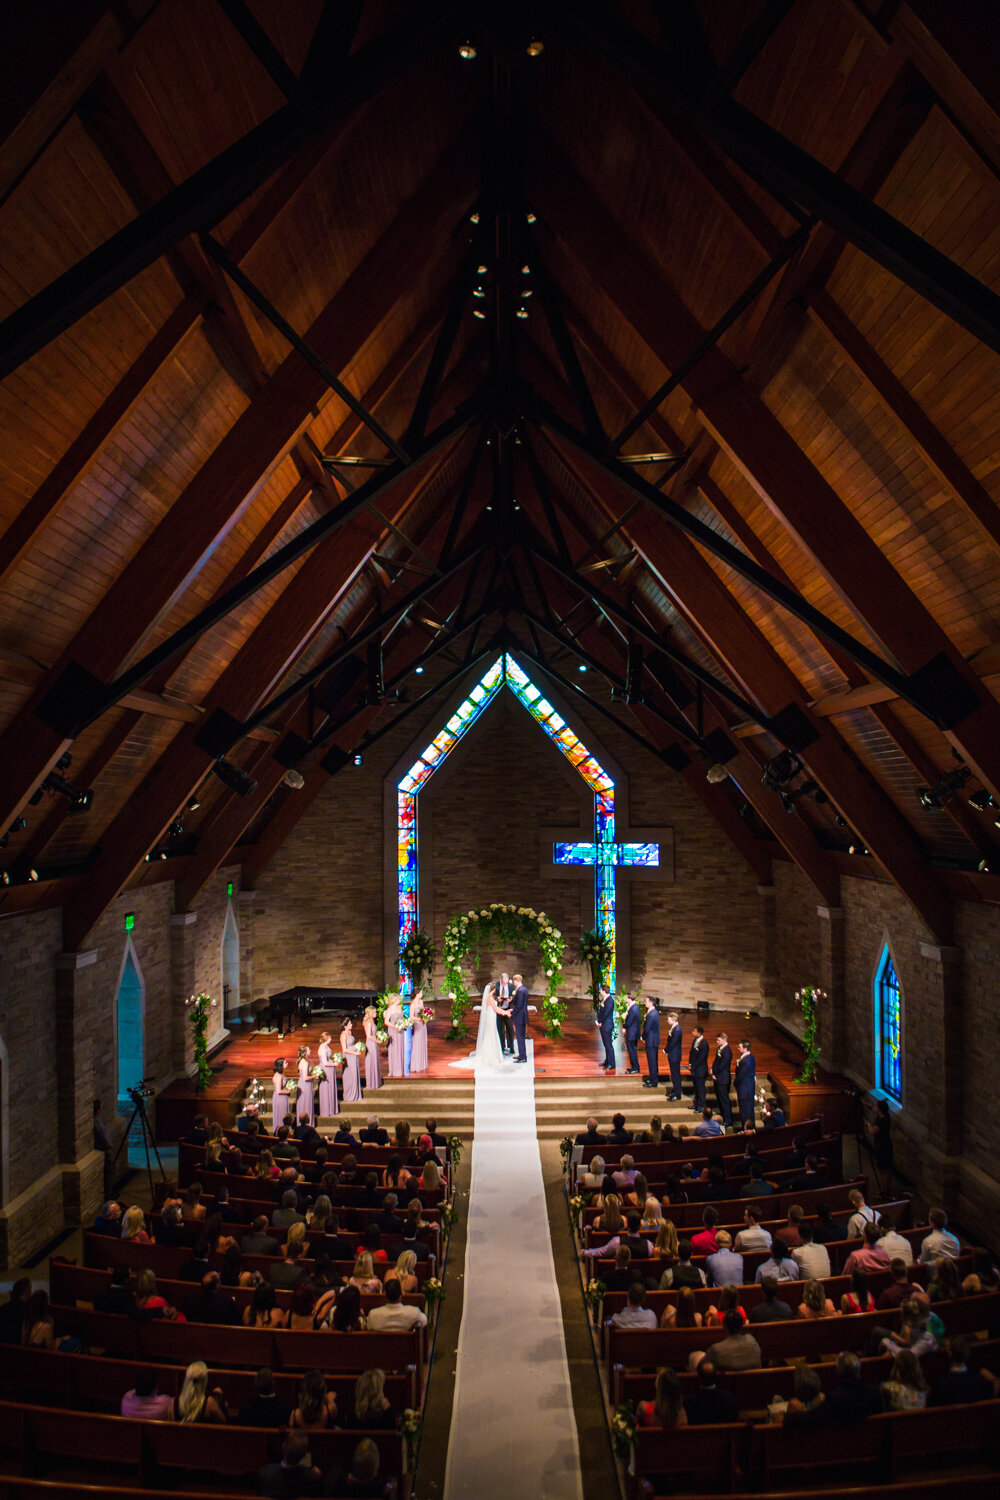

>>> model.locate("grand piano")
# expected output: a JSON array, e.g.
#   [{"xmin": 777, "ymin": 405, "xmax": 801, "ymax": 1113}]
[{"xmin": 264, "ymin": 985, "xmax": 378, "ymax": 1034}]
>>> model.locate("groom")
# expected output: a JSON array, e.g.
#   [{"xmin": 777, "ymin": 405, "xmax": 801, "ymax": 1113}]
[
  {"xmin": 494, "ymin": 972, "xmax": 514, "ymax": 1056},
  {"xmin": 510, "ymin": 973, "xmax": 529, "ymax": 1063}
]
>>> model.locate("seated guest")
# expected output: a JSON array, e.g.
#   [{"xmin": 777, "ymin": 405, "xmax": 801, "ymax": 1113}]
[
  {"xmin": 750, "ymin": 1274, "xmax": 793, "ymax": 1323},
  {"xmin": 287, "ymin": 1283, "xmax": 319, "ymax": 1332},
  {"xmin": 213, "ymin": 1184, "xmax": 243, "ymax": 1223},
  {"xmin": 797, "ymin": 1278, "xmax": 839, "ymax": 1319},
  {"xmin": 182, "ymin": 1114, "xmax": 209, "ymax": 1146},
  {"xmin": 660, "ymin": 1239, "xmax": 706, "ymax": 1289},
  {"xmin": 607, "ymin": 1113, "xmax": 633, "ymax": 1145},
  {"xmin": 845, "ymin": 1189, "xmax": 880, "ymax": 1242},
  {"xmin": 706, "ymin": 1230, "xmax": 743, "ymax": 1288},
  {"xmin": 239, "ymin": 1366, "xmax": 292, "ymax": 1427},
  {"xmin": 705, "ymin": 1284, "xmax": 747, "ymax": 1329},
  {"xmin": 226, "ymin": 1146, "xmax": 250, "ymax": 1177},
  {"xmin": 636, "ymin": 1367, "xmax": 687, "ymax": 1428},
  {"xmin": 23, "ymin": 1290, "xmax": 55, "ymax": 1349},
  {"xmin": 693, "ymin": 1107, "xmax": 723, "ymax": 1138},
  {"xmin": 295, "ymin": 1114, "xmax": 323, "ymax": 1152},
  {"xmin": 684, "ymin": 1357, "xmax": 738, "ymax": 1424},
  {"xmin": 740, "ymin": 1161, "xmax": 776, "ymax": 1197},
  {"xmin": 94, "ymin": 1265, "xmax": 138, "ymax": 1316},
  {"xmin": 612, "ymin": 1154, "xmax": 638, "ymax": 1189},
  {"xmin": 351, "ymin": 1367, "xmax": 397, "ymax": 1430},
  {"xmin": 878, "ymin": 1214, "xmax": 913, "ymax": 1265},
  {"xmin": 245, "ymin": 1282, "xmax": 287, "ymax": 1329},
  {"xmin": 399, "ymin": 1205, "xmax": 433, "ymax": 1264},
  {"xmin": 258, "ymin": 1429, "xmax": 323, "ymax": 1497},
  {"xmin": 690, "ymin": 1207, "xmax": 719, "ymax": 1255},
  {"xmin": 120, "ymin": 1368, "xmax": 174, "ymax": 1420},
  {"xmin": 272, "ymin": 1125, "xmax": 297, "ymax": 1160},
  {"xmin": 173, "ymin": 1360, "xmax": 227, "ymax": 1423},
  {"xmin": 789, "ymin": 1154, "xmax": 828, "ymax": 1192},
  {"xmin": 270, "ymin": 1241, "xmax": 309, "ymax": 1292},
  {"xmin": 781, "ymin": 1365, "xmax": 827, "ymax": 1427},
  {"xmin": 135, "ymin": 1269, "xmax": 185, "ymax": 1322},
  {"xmin": 181, "ymin": 1182, "xmax": 208, "ymax": 1223},
  {"xmin": 844, "ymin": 1220, "xmax": 891, "ymax": 1275},
  {"xmin": 575, "ymin": 1117, "xmax": 606, "ymax": 1147},
  {"xmin": 774, "ymin": 1204, "xmax": 805, "ymax": 1252},
  {"xmin": 290, "ymin": 1368, "xmax": 338, "ymax": 1430},
  {"xmin": 256, "ymin": 1150, "xmax": 280, "ymax": 1181},
  {"xmin": 384, "ymin": 1155, "xmax": 412, "ymax": 1194},
  {"xmin": 308, "ymin": 1194, "xmax": 333, "ymax": 1234},
  {"xmin": 876, "ymin": 1257, "xmax": 914, "ymax": 1310},
  {"xmin": 930, "ymin": 1335, "xmax": 1000, "ymax": 1405},
  {"xmin": 243, "ymin": 1215, "xmax": 280, "ymax": 1256},
  {"xmin": 825, "ymin": 1350, "xmax": 883, "ymax": 1421},
  {"xmin": 420, "ymin": 1158, "xmax": 446, "ymax": 1194},
  {"xmin": 603, "ymin": 1245, "xmax": 638, "ymax": 1293},
  {"xmin": 659, "ymin": 1286, "xmax": 703, "ymax": 1330},
  {"xmin": 219, "ymin": 1244, "xmax": 249, "ymax": 1288},
  {"xmin": 384, "ymin": 1249, "xmax": 419, "ymax": 1295},
  {"xmin": 121, "ymin": 1205, "xmax": 151, "ymax": 1243},
  {"xmin": 754, "ymin": 1247, "xmax": 799, "ymax": 1283},
  {"xmin": 734, "ymin": 1206, "xmax": 772, "ymax": 1254},
  {"xmin": 881, "ymin": 1348, "xmax": 928, "ymax": 1410},
  {"xmin": 424, "ymin": 1117, "xmax": 447, "ymax": 1147},
  {"xmin": 242, "ymin": 1119, "xmax": 264, "ymax": 1157},
  {"xmin": 304, "ymin": 1147, "xmax": 328, "ymax": 1184},
  {"xmin": 328, "ymin": 1437, "xmax": 385, "ymax": 1498},
  {"xmin": 712, "ymin": 1308, "xmax": 762, "ymax": 1370},
  {"xmin": 359, "ymin": 1170, "xmax": 382, "ymax": 1208},
  {"xmin": 188, "ymin": 1271, "xmax": 239, "ymax": 1325},
  {"xmin": 204, "ymin": 1141, "xmax": 225, "ymax": 1172},
  {"xmin": 236, "ymin": 1100, "xmax": 260, "ymax": 1132},
  {"xmin": 178, "ymin": 1238, "xmax": 213, "ymax": 1283},
  {"xmin": 272, "ymin": 1190, "xmax": 305, "ymax": 1231},
  {"xmin": 361, "ymin": 1223, "xmax": 388, "ymax": 1264},
  {"xmin": 596, "ymin": 1197, "xmax": 623, "ymax": 1235},
  {"xmin": 281, "ymin": 1221, "xmax": 309, "ymax": 1261},
  {"xmin": 928, "ymin": 1254, "xmax": 962, "ymax": 1303},
  {"xmin": 791, "ymin": 1219, "xmax": 830, "ymax": 1280},
  {"xmin": 0, "ymin": 1278, "xmax": 30, "ymax": 1344},
  {"xmin": 609, "ymin": 1283, "xmax": 658, "ymax": 1331},
  {"xmin": 705, "ymin": 1165, "xmax": 733, "ymax": 1202},
  {"xmin": 392, "ymin": 1121, "xmax": 412, "ymax": 1151},
  {"xmin": 654, "ymin": 1220, "xmax": 679, "ymax": 1260},
  {"xmin": 334, "ymin": 1119, "xmax": 360, "ymax": 1147},
  {"xmin": 319, "ymin": 1212, "xmax": 355, "ymax": 1262},
  {"xmin": 784, "ymin": 1136, "xmax": 808, "ymax": 1170},
  {"xmin": 760, "ymin": 1101, "xmax": 786, "ymax": 1130},
  {"xmin": 360, "ymin": 1114, "xmax": 390, "ymax": 1145},
  {"xmin": 579, "ymin": 1155, "xmax": 605, "ymax": 1191},
  {"xmin": 331, "ymin": 1284, "xmax": 366, "ymax": 1332},
  {"xmin": 814, "ymin": 1201, "xmax": 849, "ymax": 1244},
  {"xmin": 840, "ymin": 1268, "xmax": 875, "ymax": 1315},
  {"xmin": 583, "ymin": 1211, "xmax": 655, "ymax": 1261},
  {"xmin": 880, "ymin": 1295, "xmax": 938, "ymax": 1358},
  {"xmin": 366, "ymin": 1276, "xmax": 428, "ymax": 1331},
  {"xmin": 346, "ymin": 1251, "xmax": 382, "ymax": 1295},
  {"xmin": 919, "ymin": 1207, "xmax": 961, "ymax": 1263},
  {"xmin": 94, "ymin": 1200, "xmax": 123, "ymax": 1236}
]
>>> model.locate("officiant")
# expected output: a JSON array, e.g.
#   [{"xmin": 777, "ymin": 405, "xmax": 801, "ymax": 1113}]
[{"xmin": 495, "ymin": 972, "xmax": 515, "ymax": 1056}]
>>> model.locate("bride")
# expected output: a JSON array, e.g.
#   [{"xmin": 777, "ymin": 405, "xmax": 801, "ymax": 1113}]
[{"xmin": 450, "ymin": 981, "xmax": 509, "ymax": 1072}]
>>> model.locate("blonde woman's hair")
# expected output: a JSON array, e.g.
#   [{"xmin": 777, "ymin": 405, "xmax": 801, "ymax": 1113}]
[
  {"xmin": 121, "ymin": 1205, "xmax": 146, "ymax": 1239},
  {"xmin": 643, "ymin": 1198, "xmax": 664, "ymax": 1226},
  {"xmin": 204, "ymin": 1142, "xmax": 224, "ymax": 1169},
  {"xmin": 655, "ymin": 1220, "xmax": 679, "ymax": 1258},
  {"xmin": 589, "ymin": 1155, "xmax": 605, "ymax": 1179},
  {"xmin": 353, "ymin": 1367, "xmax": 387, "ymax": 1421},
  {"xmin": 803, "ymin": 1278, "xmax": 825, "ymax": 1313},
  {"xmin": 284, "ymin": 1221, "xmax": 307, "ymax": 1256},
  {"xmin": 364, "ymin": 1006, "xmax": 377, "ymax": 1021},
  {"xmin": 256, "ymin": 1150, "xmax": 275, "ymax": 1177},
  {"xmin": 207, "ymin": 1121, "xmax": 223, "ymax": 1142},
  {"xmin": 421, "ymin": 1159, "xmax": 441, "ymax": 1191},
  {"xmin": 392, "ymin": 1250, "xmax": 417, "ymax": 1280},
  {"xmin": 600, "ymin": 1195, "xmax": 624, "ymax": 1232},
  {"xmin": 177, "ymin": 1361, "xmax": 208, "ymax": 1423},
  {"xmin": 352, "ymin": 1252, "xmax": 375, "ymax": 1280}
]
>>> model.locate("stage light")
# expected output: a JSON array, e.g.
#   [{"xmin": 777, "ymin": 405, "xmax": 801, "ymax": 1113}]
[
  {"xmin": 458, "ymin": 41, "xmax": 477, "ymax": 60},
  {"xmin": 9, "ymin": 816, "xmax": 26, "ymax": 833},
  {"xmin": 761, "ymin": 749, "xmax": 802, "ymax": 792},
  {"xmin": 352, "ymin": 752, "xmax": 364, "ymax": 767},
  {"xmin": 283, "ymin": 769, "xmax": 305, "ymax": 790},
  {"xmin": 470, "ymin": 212, "xmax": 480, "ymax": 223},
  {"xmin": 526, "ymin": 212, "xmax": 537, "ymax": 223},
  {"xmin": 778, "ymin": 779, "xmax": 825, "ymax": 814},
  {"xmin": 477, "ymin": 264, "xmax": 488, "ymax": 274},
  {"xmin": 521, "ymin": 264, "xmax": 531, "ymax": 275},
  {"xmin": 41, "ymin": 768, "xmax": 93, "ymax": 813},
  {"xmin": 969, "ymin": 789, "xmax": 997, "ymax": 812},
  {"xmin": 526, "ymin": 38, "xmax": 544, "ymax": 56},
  {"xmin": 706, "ymin": 764, "xmax": 729, "ymax": 784},
  {"xmin": 578, "ymin": 663, "xmax": 587, "ymax": 673},
  {"xmin": 619, "ymin": 451, "xmax": 687, "ymax": 465},
  {"xmin": 979, "ymin": 858, "xmax": 991, "ymax": 873},
  {"xmin": 0, "ymin": 871, "xmax": 8, "ymax": 885},
  {"xmin": 916, "ymin": 765, "xmax": 970, "ymax": 808},
  {"xmin": 210, "ymin": 757, "xmax": 258, "ymax": 797},
  {"xmin": 473, "ymin": 286, "xmax": 486, "ymax": 298},
  {"xmin": 848, "ymin": 840, "xmax": 869, "ymax": 857},
  {"xmin": 414, "ymin": 665, "xmax": 424, "ymax": 675},
  {"xmin": 167, "ymin": 820, "xmax": 184, "ymax": 838},
  {"xmin": 516, "ymin": 307, "xmax": 529, "ymax": 319},
  {"xmin": 186, "ymin": 796, "xmax": 201, "ymax": 812},
  {"xmin": 472, "ymin": 308, "xmax": 486, "ymax": 320}
]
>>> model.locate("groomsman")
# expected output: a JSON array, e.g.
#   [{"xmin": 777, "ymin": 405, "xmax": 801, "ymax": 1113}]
[
  {"xmin": 596, "ymin": 985, "xmax": 616, "ymax": 1073},
  {"xmin": 688, "ymin": 1025, "xmax": 709, "ymax": 1111},
  {"xmin": 641, "ymin": 998, "xmax": 660, "ymax": 1088},
  {"xmin": 735, "ymin": 1039, "xmax": 756, "ymax": 1127},
  {"xmin": 712, "ymin": 1032, "xmax": 734, "ymax": 1128},
  {"xmin": 623, "ymin": 995, "xmax": 643, "ymax": 1075},
  {"xmin": 664, "ymin": 1012, "xmax": 683, "ymax": 1100}
]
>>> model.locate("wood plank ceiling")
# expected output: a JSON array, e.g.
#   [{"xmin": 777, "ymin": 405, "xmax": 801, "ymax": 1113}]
[{"xmin": 2, "ymin": 0, "xmax": 1000, "ymax": 950}]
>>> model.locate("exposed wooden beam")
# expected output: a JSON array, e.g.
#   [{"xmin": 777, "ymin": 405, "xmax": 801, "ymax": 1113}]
[{"xmin": 892, "ymin": 0, "xmax": 1000, "ymax": 179}]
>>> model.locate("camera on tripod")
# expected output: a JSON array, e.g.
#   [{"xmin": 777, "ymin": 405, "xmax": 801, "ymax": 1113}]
[{"xmin": 127, "ymin": 1077, "xmax": 155, "ymax": 1104}]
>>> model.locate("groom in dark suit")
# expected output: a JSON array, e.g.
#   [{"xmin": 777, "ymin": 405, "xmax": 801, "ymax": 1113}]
[
  {"xmin": 510, "ymin": 974, "xmax": 529, "ymax": 1062},
  {"xmin": 494, "ymin": 973, "xmax": 514, "ymax": 1056},
  {"xmin": 623, "ymin": 996, "xmax": 642, "ymax": 1075},
  {"xmin": 642, "ymin": 997, "xmax": 660, "ymax": 1088},
  {"xmin": 664, "ymin": 1011, "xmax": 683, "ymax": 1100},
  {"xmin": 596, "ymin": 984, "xmax": 616, "ymax": 1072}
]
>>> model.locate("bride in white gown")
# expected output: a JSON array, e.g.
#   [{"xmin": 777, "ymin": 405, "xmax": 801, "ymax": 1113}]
[{"xmin": 450, "ymin": 981, "xmax": 510, "ymax": 1072}]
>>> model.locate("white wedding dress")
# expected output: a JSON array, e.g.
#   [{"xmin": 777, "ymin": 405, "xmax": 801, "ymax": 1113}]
[{"xmin": 450, "ymin": 984, "xmax": 510, "ymax": 1072}]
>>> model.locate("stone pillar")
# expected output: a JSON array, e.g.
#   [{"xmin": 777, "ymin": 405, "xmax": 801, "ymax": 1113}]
[
  {"xmin": 54, "ymin": 949, "xmax": 104, "ymax": 1225},
  {"xmin": 757, "ymin": 886, "xmax": 779, "ymax": 1013},
  {"xmin": 170, "ymin": 913, "xmax": 198, "ymax": 1075},
  {"xmin": 237, "ymin": 890, "xmax": 256, "ymax": 1012},
  {"xmin": 916, "ymin": 942, "xmax": 963, "ymax": 1210},
  {"xmin": 816, "ymin": 907, "xmax": 846, "ymax": 1071}
]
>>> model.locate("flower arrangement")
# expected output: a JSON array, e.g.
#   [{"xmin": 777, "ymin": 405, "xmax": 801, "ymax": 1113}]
[
  {"xmin": 400, "ymin": 927, "xmax": 436, "ymax": 992},
  {"xmin": 375, "ymin": 1030, "xmax": 388, "ymax": 1047},
  {"xmin": 400, "ymin": 1408, "xmax": 423, "ymax": 1473},
  {"xmin": 794, "ymin": 985, "xmax": 825, "ymax": 1083},
  {"xmin": 422, "ymin": 1276, "xmax": 445, "ymax": 1311},
  {"xmin": 184, "ymin": 992, "xmax": 217, "ymax": 1090},
  {"xmin": 332, "ymin": 1052, "xmax": 344, "ymax": 1067},
  {"xmin": 285, "ymin": 1080, "xmax": 299, "ymax": 1107},
  {"xmin": 568, "ymin": 1193, "xmax": 585, "ymax": 1220},
  {"xmin": 611, "ymin": 1401, "xmax": 637, "ymax": 1459},
  {"xmin": 584, "ymin": 1278, "xmax": 606, "ymax": 1312},
  {"xmin": 440, "ymin": 1201, "xmax": 459, "ymax": 1233},
  {"xmin": 352, "ymin": 1041, "xmax": 366, "ymax": 1056},
  {"xmin": 447, "ymin": 1134, "xmax": 464, "ymax": 1169},
  {"xmin": 579, "ymin": 927, "xmax": 614, "ymax": 1004},
  {"xmin": 559, "ymin": 1135, "xmax": 574, "ymax": 1174},
  {"xmin": 442, "ymin": 903, "xmax": 565, "ymax": 1039},
  {"xmin": 310, "ymin": 1064, "xmax": 326, "ymax": 1082},
  {"xmin": 391, "ymin": 1015, "xmax": 413, "ymax": 1033},
  {"xmin": 418, "ymin": 1005, "xmax": 435, "ymax": 1024}
]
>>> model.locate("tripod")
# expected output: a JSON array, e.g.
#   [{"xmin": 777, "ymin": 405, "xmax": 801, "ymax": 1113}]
[
  {"xmin": 114, "ymin": 1084, "xmax": 166, "ymax": 1202},
  {"xmin": 843, "ymin": 1087, "xmax": 883, "ymax": 1198}
]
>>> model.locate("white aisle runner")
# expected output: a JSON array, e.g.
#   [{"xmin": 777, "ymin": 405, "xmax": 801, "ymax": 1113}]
[{"xmin": 443, "ymin": 1043, "xmax": 583, "ymax": 1500}]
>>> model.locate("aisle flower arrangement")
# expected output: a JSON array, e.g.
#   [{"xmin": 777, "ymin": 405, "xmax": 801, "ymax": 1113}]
[
  {"xmin": 611, "ymin": 1401, "xmax": 637, "ymax": 1459},
  {"xmin": 584, "ymin": 1278, "xmax": 606, "ymax": 1313},
  {"xmin": 442, "ymin": 902, "xmax": 565, "ymax": 1039},
  {"xmin": 794, "ymin": 984, "xmax": 825, "ymax": 1083},
  {"xmin": 579, "ymin": 927, "xmax": 614, "ymax": 1005},
  {"xmin": 559, "ymin": 1135, "xmax": 574, "ymax": 1174},
  {"xmin": 422, "ymin": 1276, "xmax": 445, "ymax": 1311},
  {"xmin": 447, "ymin": 1133, "xmax": 464, "ymax": 1168},
  {"xmin": 184, "ymin": 991, "xmax": 217, "ymax": 1091}
]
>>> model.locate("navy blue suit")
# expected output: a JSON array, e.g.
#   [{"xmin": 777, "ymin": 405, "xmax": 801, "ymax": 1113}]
[
  {"xmin": 623, "ymin": 1001, "xmax": 642, "ymax": 1073},
  {"xmin": 664, "ymin": 1020, "xmax": 683, "ymax": 1099},
  {"xmin": 642, "ymin": 1006, "xmax": 660, "ymax": 1084},
  {"xmin": 712, "ymin": 1043, "xmax": 733, "ymax": 1126},
  {"xmin": 734, "ymin": 1051, "xmax": 756, "ymax": 1126},
  {"xmin": 511, "ymin": 983, "xmax": 529, "ymax": 1062},
  {"xmin": 689, "ymin": 1035, "xmax": 709, "ymax": 1110},
  {"xmin": 596, "ymin": 994, "xmax": 616, "ymax": 1069}
]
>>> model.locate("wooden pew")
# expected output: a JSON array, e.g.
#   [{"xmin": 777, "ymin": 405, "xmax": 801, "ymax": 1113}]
[
  {"xmin": 581, "ymin": 1190, "xmax": 909, "ymax": 1243},
  {"xmin": 81, "ymin": 1231, "xmax": 437, "ymax": 1284},
  {"xmin": 629, "ymin": 1423, "xmax": 746, "ymax": 1495},
  {"xmin": 582, "ymin": 1176, "xmax": 869, "ymax": 1230},
  {"xmin": 575, "ymin": 1132, "xmax": 844, "ymax": 1184},
  {"xmin": 576, "ymin": 1118, "xmax": 823, "ymax": 1167}
]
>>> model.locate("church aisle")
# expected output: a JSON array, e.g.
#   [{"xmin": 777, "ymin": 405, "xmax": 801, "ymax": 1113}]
[{"xmin": 443, "ymin": 1043, "xmax": 584, "ymax": 1500}]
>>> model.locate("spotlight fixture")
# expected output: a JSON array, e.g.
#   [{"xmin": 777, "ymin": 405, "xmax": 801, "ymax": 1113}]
[
  {"xmin": 352, "ymin": 752, "xmax": 364, "ymax": 767},
  {"xmin": 915, "ymin": 764, "xmax": 971, "ymax": 808},
  {"xmin": 578, "ymin": 663, "xmax": 587, "ymax": 673},
  {"xmin": 516, "ymin": 307, "xmax": 529, "ymax": 319},
  {"xmin": 0, "ymin": 871, "xmax": 8, "ymax": 886},
  {"xmin": 706, "ymin": 764, "xmax": 729, "ymax": 785},
  {"xmin": 525, "ymin": 212, "xmax": 537, "ymax": 223},
  {"xmin": 210, "ymin": 757, "xmax": 258, "ymax": 798},
  {"xmin": 969, "ymin": 789, "xmax": 997, "ymax": 812},
  {"xmin": 619, "ymin": 451, "xmax": 688, "ymax": 465},
  {"xmin": 477, "ymin": 263, "xmax": 488, "ymax": 274},
  {"xmin": 9, "ymin": 816, "xmax": 27, "ymax": 833},
  {"xmin": 167, "ymin": 820, "xmax": 184, "ymax": 838},
  {"xmin": 282, "ymin": 769, "xmax": 306, "ymax": 790},
  {"xmin": 414, "ymin": 665, "xmax": 424, "ymax": 675},
  {"xmin": 40, "ymin": 768, "xmax": 93, "ymax": 814},
  {"xmin": 472, "ymin": 308, "xmax": 486, "ymax": 320},
  {"xmin": 521, "ymin": 264, "xmax": 531, "ymax": 275},
  {"xmin": 526, "ymin": 38, "xmax": 544, "ymax": 56},
  {"xmin": 778, "ymin": 779, "xmax": 827, "ymax": 814},
  {"xmin": 458, "ymin": 41, "xmax": 477, "ymax": 60},
  {"xmin": 321, "ymin": 454, "xmax": 393, "ymax": 468},
  {"xmin": 761, "ymin": 749, "xmax": 802, "ymax": 792},
  {"xmin": 979, "ymin": 858, "xmax": 991, "ymax": 873},
  {"xmin": 470, "ymin": 211, "xmax": 480, "ymax": 224},
  {"xmin": 186, "ymin": 796, "xmax": 201, "ymax": 812},
  {"xmin": 625, "ymin": 641, "xmax": 643, "ymax": 705},
  {"xmin": 472, "ymin": 286, "xmax": 486, "ymax": 298},
  {"xmin": 737, "ymin": 801, "xmax": 752, "ymax": 822},
  {"xmin": 848, "ymin": 840, "xmax": 869, "ymax": 857}
]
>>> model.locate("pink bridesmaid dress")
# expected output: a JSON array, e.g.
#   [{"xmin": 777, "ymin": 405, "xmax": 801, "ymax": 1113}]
[
  {"xmin": 296, "ymin": 1059, "xmax": 314, "ymax": 1123},
  {"xmin": 364, "ymin": 1021, "xmax": 383, "ymax": 1090},
  {"xmin": 409, "ymin": 1003, "xmax": 429, "ymax": 1073},
  {"xmin": 271, "ymin": 1069, "xmax": 289, "ymax": 1132},
  {"xmin": 387, "ymin": 1009, "xmax": 406, "ymax": 1078},
  {"xmin": 341, "ymin": 1032, "xmax": 363, "ymax": 1103},
  {"xmin": 317, "ymin": 1042, "xmax": 339, "ymax": 1117}
]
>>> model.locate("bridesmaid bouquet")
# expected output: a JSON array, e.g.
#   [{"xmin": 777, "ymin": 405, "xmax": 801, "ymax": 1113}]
[
  {"xmin": 352, "ymin": 1041, "xmax": 366, "ymax": 1056},
  {"xmin": 418, "ymin": 1005, "xmax": 435, "ymax": 1023},
  {"xmin": 391, "ymin": 1016, "xmax": 413, "ymax": 1032},
  {"xmin": 285, "ymin": 1081, "xmax": 299, "ymax": 1107},
  {"xmin": 375, "ymin": 1029, "xmax": 389, "ymax": 1046},
  {"xmin": 332, "ymin": 1052, "xmax": 344, "ymax": 1066},
  {"xmin": 310, "ymin": 1064, "xmax": 326, "ymax": 1082}
]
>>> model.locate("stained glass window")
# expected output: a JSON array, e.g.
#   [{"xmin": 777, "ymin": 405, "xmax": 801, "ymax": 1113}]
[{"xmin": 875, "ymin": 946, "xmax": 901, "ymax": 1103}]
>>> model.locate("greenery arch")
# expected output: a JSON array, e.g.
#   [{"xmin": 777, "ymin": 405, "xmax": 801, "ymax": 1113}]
[{"xmin": 443, "ymin": 903, "xmax": 566, "ymax": 1040}]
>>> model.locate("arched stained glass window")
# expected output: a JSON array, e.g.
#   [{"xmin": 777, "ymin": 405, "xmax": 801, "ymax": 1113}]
[{"xmin": 875, "ymin": 946, "xmax": 901, "ymax": 1103}]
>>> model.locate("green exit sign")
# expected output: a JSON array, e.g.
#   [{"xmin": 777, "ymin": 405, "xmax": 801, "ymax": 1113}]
[
  {"xmin": 227, "ymin": 882, "xmax": 234, "ymax": 898},
  {"xmin": 125, "ymin": 912, "xmax": 135, "ymax": 932}
]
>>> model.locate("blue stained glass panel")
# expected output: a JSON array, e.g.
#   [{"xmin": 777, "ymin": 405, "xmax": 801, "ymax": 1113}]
[{"xmin": 875, "ymin": 947, "xmax": 902, "ymax": 1103}]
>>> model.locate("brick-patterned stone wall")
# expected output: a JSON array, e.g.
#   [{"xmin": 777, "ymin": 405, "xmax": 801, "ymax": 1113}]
[
  {"xmin": 772, "ymin": 862, "xmax": 823, "ymax": 1032},
  {"xmin": 955, "ymin": 900, "xmax": 1000, "ymax": 1242},
  {"xmin": 0, "ymin": 907, "xmax": 61, "ymax": 1221}
]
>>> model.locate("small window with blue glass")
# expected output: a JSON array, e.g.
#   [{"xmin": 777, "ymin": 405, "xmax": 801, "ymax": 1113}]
[{"xmin": 874, "ymin": 946, "xmax": 901, "ymax": 1103}]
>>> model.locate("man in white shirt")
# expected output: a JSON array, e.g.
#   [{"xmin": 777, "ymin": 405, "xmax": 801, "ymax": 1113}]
[
  {"xmin": 791, "ymin": 1219, "xmax": 831, "ymax": 1280},
  {"xmin": 878, "ymin": 1214, "xmax": 914, "ymax": 1266},
  {"xmin": 846, "ymin": 1188, "xmax": 880, "ymax": 1242},
  {"xmin": 734, "ymin": 1206, "xmax": 772, "ymax": 1254},
  {"xmin": 610, "ymin": 1284, "xmax": 658, "ymax": 1330},
  {"xmin": 918, "ymin": 1208, "xmax": 961, "ymax": 1264},
  {"xmin": 366, "ymin": 1279, "xmax": 428, "ymax": 1331}
]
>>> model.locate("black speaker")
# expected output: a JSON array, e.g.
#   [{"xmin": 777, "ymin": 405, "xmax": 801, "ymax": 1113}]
[
  {"xmin": 767, "ymin": 702, "xmax": 819, "ymax": 753},
  {"xmin": 367, "ymin": 638, "xmax": 384, "ymax": 704},
  {"xmin": 273, "ymin": 732, "xmax": 310, "ymax": 770},
  {"xmin": 193, "ymin": 708, "xmax": 244, "ymax": 759},
  {"xmin": 320, "ymin": 745, "xmax": 351, "ymax": 776},
  {"xmin": 34, "ymin": 661, "xmax": 106, "ymax": 737},
  {"xmin": 697, "ymin": 999, "xmax": 711, "ymax": 1013},
  {"xmin": 701, "ymin": 727, "xmax": 739, "ymax": 764},
  {"xmin": 661, "ymin": 743, "xmax": 691, "ymax": 773},
  {"xmin": 625, "ymin": 641, "xmax": 643, "ymax": 704},
  {"xmin": 908, "ymin": 652, "xmax": 980, "ymax": 730}
]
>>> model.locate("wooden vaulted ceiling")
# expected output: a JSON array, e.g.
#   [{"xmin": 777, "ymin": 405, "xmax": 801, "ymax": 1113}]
[{"xmin": 3, "ymin": 0, "xmax": 1000, "ymax": 951}]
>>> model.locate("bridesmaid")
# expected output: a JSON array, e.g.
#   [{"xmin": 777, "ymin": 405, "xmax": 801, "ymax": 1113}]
[
  {"xmin": 385, "ymin": 992, "xmax": 408, "ymax": 1079},
  {"xmin": 271, "ymin": 1057, "xmax": 289, "ymax": 1133},
  {"xmin": 296, "ymin": 1044, "xmax": 314, "ymax": 1124},
  {"xmin": 363, "ymin": 1006, "xmax": 383, "ymax": 1091},
  {"xmin": 409, "ymin": 990, "xmax": 429, "ymax": 1074},
  {"xmin": 340, "ymin": 1017, "xmax": 363, "ymax": 1104},
  {"xmin": 316, "ymin": 1031, "xmax": 339, "ymax": 1119}
]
